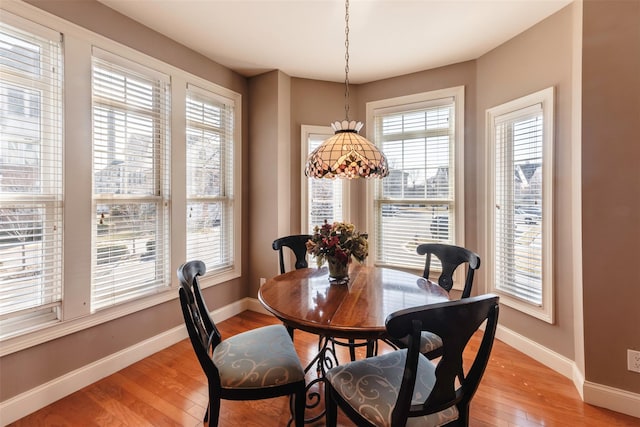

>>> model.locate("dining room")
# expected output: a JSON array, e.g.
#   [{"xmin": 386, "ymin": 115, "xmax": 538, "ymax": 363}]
[{"xmin": 1, "ymin": 0, "xmax": 639, "ymax": 426}]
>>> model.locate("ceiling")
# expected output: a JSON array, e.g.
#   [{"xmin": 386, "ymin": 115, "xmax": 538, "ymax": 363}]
[{"xmin": 97, "ymin": 0, "xmax": 572, "ymax": 84}]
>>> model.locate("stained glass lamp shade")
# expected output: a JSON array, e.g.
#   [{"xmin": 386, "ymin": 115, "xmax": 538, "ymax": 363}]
[{"xmin": 305, "ymin": 120, "xmax": 389, "ymax": 179}]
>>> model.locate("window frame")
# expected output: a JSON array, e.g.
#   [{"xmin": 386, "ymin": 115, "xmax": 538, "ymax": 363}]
[
  {"xmin": 90, "ymin": 47, "xmax": 172, "ymax": 312},
  {"xmin": 185, "ymin": 83, "xmax": 238, "ymax": 274},
  {"xmin": 485, "ymin": 87, "xmax": 554, "ymax": 323},
  {"xmin": 0, "ymin": 10, "xmax": 64, "ymax": 340},
  {"xmin": 300, "ymin": 124, "xmax": 350, "ymax": 235},
  {"xmin": 365, "ymin": 86, "xmax": 465, "ymax": 286},
  {"xmin": 0, "ymin": 1, "xmax": 242, "ymax": 355}
]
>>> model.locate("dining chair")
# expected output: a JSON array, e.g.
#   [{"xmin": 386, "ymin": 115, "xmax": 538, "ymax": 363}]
[
  {"xmin": 417, "ymin": 243, "xmax": 481, "ymax": 299},
  {"xmin": 396, "ymin": 243, "xmax": 482, "ymax": 359},
  {"xmin": 272, "ymin": 234, "xmax": 312, "ymax": 274},
  {"xmin": 325, "ymin": 294, "xmax": 499, "ymax": 427},
  {"xmin": 178, "ymin": 260, "xmax": 306, "ymax": 427},
  {"xmin": 272, "ymin": 234, "xmax": 312, "ymax": 338}
]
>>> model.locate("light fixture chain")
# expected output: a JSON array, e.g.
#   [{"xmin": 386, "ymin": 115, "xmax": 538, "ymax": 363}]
[
  {"xmin": 304, "ymin": 0, "xmax": 389, "ymax": 179},
  {"xmin": 344, "ymin": 0, "xmax": 350, "ymax": 121}
]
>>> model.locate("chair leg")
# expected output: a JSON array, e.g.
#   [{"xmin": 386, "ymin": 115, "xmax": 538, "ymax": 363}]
[
  {"xmin": 325, "ymin": 384, "xmax": 338, "ymax": 427},
  {"xmin": 366, "ymin": 339, "xmax": 376, "ymax": 357},
  {"xmin": 456, "ymin": 402, "xmax": 470, "ymax": 427},
  {"xmin": 293, "ymin": 384, "xmax": 306, "ymax": 427},
  {"xmin": 348, "ymin": 338, "xmax": 357, "ymax": 361},
  {"xmin": 207, "ymin": 392, "xmax": 221, "ymax": 427},
  {"xmin": 286, "ymin": 325, "xmax": 295, "ymax": 340}
]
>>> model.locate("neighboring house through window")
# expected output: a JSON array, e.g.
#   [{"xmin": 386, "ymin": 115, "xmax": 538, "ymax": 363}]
[
  {"xmin": 91, "ymin": 48, "xmax": 171, "ymax": 312},
  {"xmin": 186, "ymin": 84, "xmax": 237, "ymax": 272}
]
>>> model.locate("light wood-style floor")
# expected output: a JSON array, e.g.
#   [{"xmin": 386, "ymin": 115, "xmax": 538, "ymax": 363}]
[{"xmin": 9, "ymin": 310, "xmax": 639, "ymax": 427}]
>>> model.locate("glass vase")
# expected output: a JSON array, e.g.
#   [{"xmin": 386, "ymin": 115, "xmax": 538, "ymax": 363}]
[{"xmin": 327, "ymin": 256, "xmax": 350, "ymax": 284}]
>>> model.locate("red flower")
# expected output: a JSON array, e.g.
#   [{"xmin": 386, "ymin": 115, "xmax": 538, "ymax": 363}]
[{"xmin": 334, "ymin": 247, "xmax": 350, "ymax": 264}]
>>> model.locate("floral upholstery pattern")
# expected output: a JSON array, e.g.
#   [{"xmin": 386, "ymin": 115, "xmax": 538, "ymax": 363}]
[
  {"xmin": 399, "ymin": 331, "xmax": 443, "ymax": 354},
  {"xmin": 326, "ymin": 349, "xmax": 458, "ymax": 427},
  {"xmin": 213, "ymin": 324, "xmax": 305, "ymax": 389}
]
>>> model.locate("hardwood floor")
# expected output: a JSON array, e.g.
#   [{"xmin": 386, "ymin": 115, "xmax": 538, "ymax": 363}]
[{"xmin": 9, "ymin": 310, "xmax": 639, "ymax": 427}]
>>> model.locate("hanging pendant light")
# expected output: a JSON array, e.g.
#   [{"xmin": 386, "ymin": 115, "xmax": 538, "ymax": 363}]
[{"xmin": 304, "ymin": 0, "xmax": 389, "ymax": 179}]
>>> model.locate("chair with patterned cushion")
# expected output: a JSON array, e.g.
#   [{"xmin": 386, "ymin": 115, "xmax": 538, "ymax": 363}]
[
  {"xmin": 325, "ymin": 294, "xmax": 499, "ymax": 427},
  {"xmin": 178, "ymin": 260, "xmax": 306, "ymax": 426},
  {"xmin": 394, "ymin": 243, "xmax": 481, "ymax": 360}
]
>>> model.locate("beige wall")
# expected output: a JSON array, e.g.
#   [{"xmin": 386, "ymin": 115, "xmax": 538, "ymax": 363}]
[
  {"xmin": 248, "ymin": 70, "xmax": 295, "ymax": 297},
  {"xmin": 0, "ymin": 0, "xmax": 249, "ymax": 401},
  {"xmin": 582, "ymin": 0, "xmax": 640, "ymax": 393},
  {"xmin": 248, "ymin": 76, "xmax": 346, "ymax": 297}
]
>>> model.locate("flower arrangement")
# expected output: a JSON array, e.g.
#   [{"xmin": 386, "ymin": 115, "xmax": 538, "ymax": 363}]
[{"xmin": 305, "ymin": 221, "xmax": 369, "ymax": 268}]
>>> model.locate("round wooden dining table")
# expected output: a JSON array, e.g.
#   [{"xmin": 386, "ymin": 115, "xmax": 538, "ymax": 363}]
[
  {"xmin": 259, "ymin": 263, "xmax": 450, "ymax": 424},
  {"xmin": 258, "ymin": 263, "xmax": 450, "ymax": 340}
]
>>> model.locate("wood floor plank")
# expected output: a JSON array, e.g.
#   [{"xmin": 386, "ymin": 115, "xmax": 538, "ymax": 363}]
[
  {"xmin": 110, "ymin": 371, "xmax": 201, "ymax": 426},
  {"xmin": 8, "ymin": 310, "xmax": 640, "ymax": 426}
]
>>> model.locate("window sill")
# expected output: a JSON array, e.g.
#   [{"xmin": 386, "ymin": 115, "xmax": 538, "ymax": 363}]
[
  {"xmin": 0, "ymin": 267, "xmax": 240, "ymax": 357},
  {"xmin": 492, "ymin": 289, "xmax": 554, "ymax": 324}
]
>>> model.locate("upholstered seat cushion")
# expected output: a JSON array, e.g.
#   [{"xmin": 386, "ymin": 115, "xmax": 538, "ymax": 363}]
[
  {"xmin": 326, "ymin": 349, "xmax": 458, "ymax": 427},
  {"xmin": 213, "ymin": 324, "xmax": 305, "ymax": 389},
  {"xmin": 399, "ymin": 331, "xmax": 443, "ymax": 354}
]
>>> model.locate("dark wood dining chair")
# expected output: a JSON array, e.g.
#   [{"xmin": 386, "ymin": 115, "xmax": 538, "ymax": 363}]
[
  {"xmin": 272, "ymin": 234, "xmax": 312, "ymax": 274},
  {"xmin": 395, "ymin": 243, "xmax": 482, "ymax": 359},
  {"xmin": 178, "ymin": 260, "xmax": 306, "ymax": 427},
  {"xmin": 325, "ymin": 294, "xmax": 499, "ymax": 427},
  {"xmin": 272, "ymin": 234, "xmax": 312, "ymax": 338},
  {"xmin": 417, "ymin": 243, "xmax": 481, "ymax": 299}
]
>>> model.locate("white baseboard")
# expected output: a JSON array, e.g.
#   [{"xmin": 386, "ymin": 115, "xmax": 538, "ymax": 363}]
[
  {"xmin": 494, "ymin": 324, "xmax": 639, "ymax": 420},
  {"xmin": 246, "ymin": 296, "xmax": 272, "ymax": 316},
  {"xmin": 210, "ymin": 297, "xmax": 252, "ymax": 323},
  {"xmin": 572, "ymin": 362, "xmax": 586, "ymax": 400},
  {"xmin": 583, "ymin": 381, "xmax": 640, "ymax": 419},
  {"xmin": 0, "ymin": 297, "xmax": 251, "ymax": 427},
  {"xmin": 495, "ymin": 324, "xmax": 576, "ymax": 379}
]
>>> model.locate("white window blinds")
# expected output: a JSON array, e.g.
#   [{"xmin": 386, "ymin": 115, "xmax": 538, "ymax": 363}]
[
  {"xmin": 306, "ymin": 131, "xmax": 344, "ymax": 232},
  {"xmin": 494, "ymin": 105, "xmax": 544, "ymax": 304},
  {"xmin": 0, "ymin": 14, "xmax": 63, "ymax": 338},
  {"xmin": 373, "ymin": 99, "xmax": 456, "ymax": 270},
  {"xmin": 186, "ymin": 84, "xmax": 235, "ymax": 272},
  {"xmin": 91, "ymin": 49, "xmax": 170, "ymax": 311}
]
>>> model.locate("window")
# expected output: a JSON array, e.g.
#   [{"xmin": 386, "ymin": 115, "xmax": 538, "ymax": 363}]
[
  {"xmin": 0, "ymin": 13, "xmax": 63, "ymax": 339},
  {"xmin": 186, "ymin": 84, "xmax": 236, "ymax": 272},
  {"xmin": 91, "ymin": 48, "xmax": 170, "ymax": 312},
  {"xmin": 487, "ymin": 87, "xmax": 554, "ymax": 323},
  {"xmin": 367, "ymin": 87, "xmax": 465, "ymax": 272},
  {"xmin": 0, "ymin": 4, "xmax": 243, "ymax": 353},
  {"xmin": 301, "ymin": 125, "xmax": 349, "ymax": 234}
]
